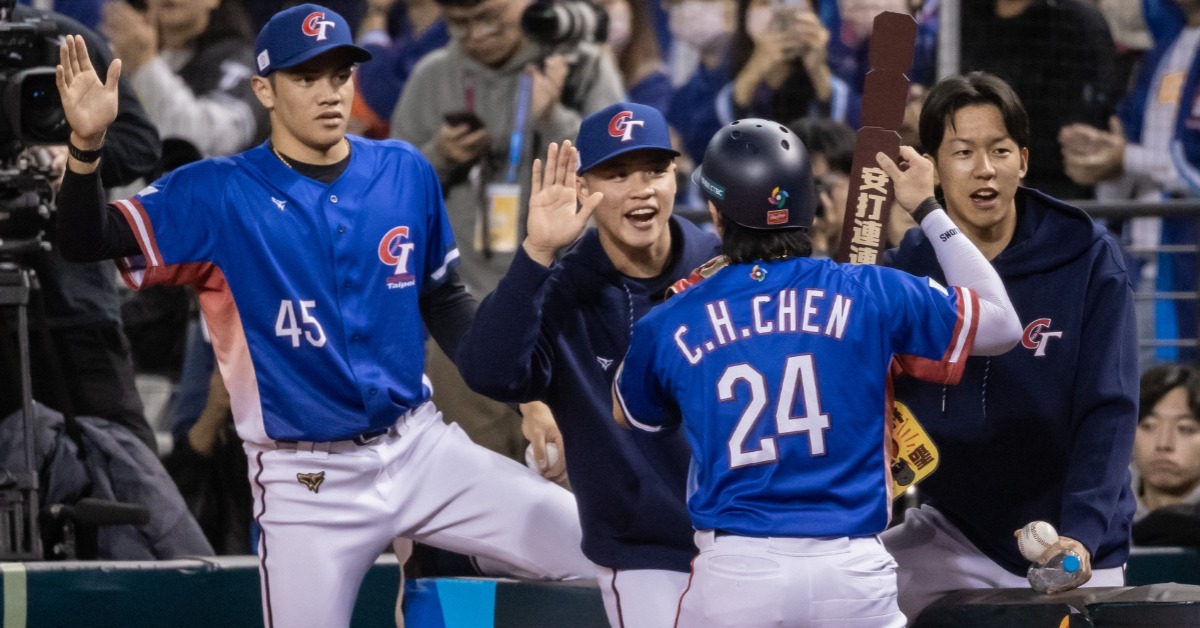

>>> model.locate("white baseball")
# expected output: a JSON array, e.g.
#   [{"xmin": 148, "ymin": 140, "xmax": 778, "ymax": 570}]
[
  {"xmin": 1018, "ymin": 521, "xmax": 1059, "ymax": 562},
  {"xmin": 524, "ymin": 443, "xmax": 560, "ymax": 471}
]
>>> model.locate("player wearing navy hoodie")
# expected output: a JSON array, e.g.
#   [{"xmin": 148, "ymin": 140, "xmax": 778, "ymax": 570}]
[
  {"xmin": 458, "ymin": 102, "xmax": 721, "ymax": 628},
  {"xmin": 882, "ymin": 72, "xmax": 1137, "ymax": 622}
]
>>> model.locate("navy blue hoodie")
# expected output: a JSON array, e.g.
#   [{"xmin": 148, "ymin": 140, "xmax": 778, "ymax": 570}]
[
  {"xmin": 886, "ymin": 188, "xmax": 1138, "ymax": 575},
  {"xmin": 458, "ymin": 216, "xmax": 721, "ymax": 572}
]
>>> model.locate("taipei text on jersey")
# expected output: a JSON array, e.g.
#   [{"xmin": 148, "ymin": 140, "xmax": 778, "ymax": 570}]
[
  {"xmin": 115, "ymin": 136, "xmax": 458, "ymax": 445},
  {"xmin": 615, "ymin": 257, "xmax": 979, "ymax": 538}
]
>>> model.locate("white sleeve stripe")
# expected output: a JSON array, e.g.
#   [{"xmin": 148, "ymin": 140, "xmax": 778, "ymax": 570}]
[
  {"xmin": 114, "ymin": 199, "xmax": 160, "ymax": 267},
  {"xmin": 613, "ymin": 374, "xmax": 663, "ymax": 433},
  {"xmin": 125, "ymin": 267, "xmax": 145, "ymax": 288},
  {"xmin": 626, "ymin": 413, "xmax": 664, "ymax": 433},
  {"xmin": 430, "ymin": 248, "xmax": 459, "ymax": 282},
  {"xmin": 948, "ymin": 286, "xmax": 975, "ymax": 364}
]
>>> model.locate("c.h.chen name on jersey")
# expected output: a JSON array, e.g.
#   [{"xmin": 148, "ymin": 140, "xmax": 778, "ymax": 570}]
[{"xmin": 674, "ymin": 288, "xmax": 853, "ymax": 365}]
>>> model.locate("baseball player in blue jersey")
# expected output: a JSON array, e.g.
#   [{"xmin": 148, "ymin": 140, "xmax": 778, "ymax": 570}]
[
  {"xmin": 612, "ymin": 120, "xmax": 1023, "ymax": 627},
  {"xmin": 53, "ymin": 4, "xmax": 591, "ymax": 627}
]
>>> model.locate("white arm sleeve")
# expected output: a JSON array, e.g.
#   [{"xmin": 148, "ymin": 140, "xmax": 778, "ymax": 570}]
[{"xmin": 920, "ymin": 206, "xmax": 1022, "ymax": 356}]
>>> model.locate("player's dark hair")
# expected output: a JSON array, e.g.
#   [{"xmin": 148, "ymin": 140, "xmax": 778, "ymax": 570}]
[
  {"xmin": 787, "ymin": 117, "xmax": 855, "ymax": 175},
  {"xmin": 1139, "ymin": 364, "xmax": 1200, "ymax": 422},
  {"xmin": 718, "ymin": 214, "xmax": 812, "ymax": 264},
  {"xmin": 919, "ymin": 71, "xmax": 1029, "ymax": 156}
]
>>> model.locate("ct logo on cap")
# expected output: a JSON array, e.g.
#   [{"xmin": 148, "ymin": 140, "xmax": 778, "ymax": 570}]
[
  {"xmin": 302, "ymin": 11, "xmax": 336, "ymax": 41},
  {"xmin": 608, "ymin": 111, "xmax": 644, "ymax": 142}
]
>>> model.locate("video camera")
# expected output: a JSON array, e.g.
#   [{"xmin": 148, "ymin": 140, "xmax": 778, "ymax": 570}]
[
  {"xmin": 0, "ymin": 1, "xmax": 68, "ymax": 260},
  {"xmin": 521, "ymin": 0, "xmax": 608, "ymax": 51},
  {"xmin": 0, "ymin": 1, "xmax": 68, "ymax": 561}
]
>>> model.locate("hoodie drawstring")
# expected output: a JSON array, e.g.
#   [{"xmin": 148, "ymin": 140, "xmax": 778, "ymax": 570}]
[
  {"xmin": 621, "ymin": 282, "xmax": 634, "ymax": 340},
  {"xmin": 941, "ymin": 357, "xmax": 990, "ymax": 421}
]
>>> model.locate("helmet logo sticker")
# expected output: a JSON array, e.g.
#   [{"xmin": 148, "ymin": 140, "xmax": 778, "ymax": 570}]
[{"xmin": 768, "ymin": 186, "xmax": 789, "ymax": 208}]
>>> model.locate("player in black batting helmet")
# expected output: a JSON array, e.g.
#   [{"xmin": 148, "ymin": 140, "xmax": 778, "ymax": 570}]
[
  {"xmin": 693, "ymin": 118, "xmax": 817, "ymax": 231},
  {"xmin": 693, "ymin": 119, "xmax": 819, "ymax": 265}
]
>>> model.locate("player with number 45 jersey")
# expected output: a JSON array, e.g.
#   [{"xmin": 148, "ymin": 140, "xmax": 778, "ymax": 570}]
[
  {"xmin": 53, "ymin": 5, "xmax": 591, "ymax": 627},
  {"xmin": 613, "ymin": 120, "xmax": 1023, "ymax": 627}
]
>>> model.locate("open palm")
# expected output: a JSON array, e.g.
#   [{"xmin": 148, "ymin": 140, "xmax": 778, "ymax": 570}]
[
  {"xmin": 55, "ymin": 34, "xmax": 121, "ymax": 144},
  {"xmin": 525, "ymin": 141, "xmax": 600, "ymax": 258}
]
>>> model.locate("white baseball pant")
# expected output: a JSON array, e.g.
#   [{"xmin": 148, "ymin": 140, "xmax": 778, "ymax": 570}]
[
  {"xmin": 881, "ymin": 504, "xmax": 1125, "ymax": 624},
  {"xmin": 676, "ymin": 530, "xmax": 906, "ymax": 627},
  {"xmin": 595, "ymin": 566, "xmax": 691, "ymax": 628},
  {"xmin": 246, "ymin": 401, "xmax": 593, "ymax": 628}
]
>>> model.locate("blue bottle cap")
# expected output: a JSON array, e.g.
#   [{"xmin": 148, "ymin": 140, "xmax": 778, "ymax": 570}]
[{"xmin": 1062, "ymin": 554, "xmax": 1081, "ymax": 573}]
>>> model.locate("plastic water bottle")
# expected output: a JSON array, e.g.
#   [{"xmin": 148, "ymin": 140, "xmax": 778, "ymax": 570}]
[{"xmin": 1027, "ymin": 550, "xmax": 1085, "ymax": 593}]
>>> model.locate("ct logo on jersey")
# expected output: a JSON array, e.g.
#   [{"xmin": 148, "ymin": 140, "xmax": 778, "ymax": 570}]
[
  {"xmin": 302, "ymin": 11, "xmax": 336, "ymax": 41},
  {"xmin": 608, "ymin": 111, "xmax": 644, "ymax": 142},
  {"xmin": 766, "ymin": 186, "xmax": 789, "ymax": 225},
  {"xmin": 1021, "ymin": 317, "xmax": 1062, "ymax": 357},
  {"xmin": 379, "ymin": 226, "xmax": 416, "ymax": 289}
]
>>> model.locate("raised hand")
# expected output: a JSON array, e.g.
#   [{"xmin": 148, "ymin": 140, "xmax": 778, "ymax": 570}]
[
  {"xmin": 55, "ymin": 34, "xmax": 121, "ymax": 150},
  {"xmin": 527, "ymin": 55, "xmax": 568, "ymax": 124},
  {"xmin": 1060, "ymin": 117, "xmax": 1125, "ymax": 186},
  {"xmin": 876, "ymin": 146, "xmax": 937, "ymax": 215},
  {"xmin": 522, "ymin": 140, "xmax": 601, "ymax": 267},
  {"xmin": 99, "ymin": 1, "xmax": 158, "ymax": 74}
]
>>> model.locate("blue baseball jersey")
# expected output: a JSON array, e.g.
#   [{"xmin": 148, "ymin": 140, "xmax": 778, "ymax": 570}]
[
  {"xmin": 114, "ymin": 136, "xmax": 457, "ymax": 445},
  {"xmin": 614, "ymin": 257, "xmax": 979, "ymax": 537}
]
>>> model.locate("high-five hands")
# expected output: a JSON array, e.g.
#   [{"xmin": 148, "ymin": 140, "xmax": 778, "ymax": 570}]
[
  {"xmin": 55, "ymin": 34, "xmax": 120, "ymax": 160},
  {"xmin": 522, "ymin": 140, "xmax": 602, "ymax": 267}
]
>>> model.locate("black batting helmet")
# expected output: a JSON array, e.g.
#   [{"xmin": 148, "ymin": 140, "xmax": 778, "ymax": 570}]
[{"xmin": 691, "ymin": 119, "xmax": 816, "ymax": 230}]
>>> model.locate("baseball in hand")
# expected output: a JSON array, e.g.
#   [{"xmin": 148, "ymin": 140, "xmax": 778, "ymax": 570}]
[
  {"xmin": 1018, "ymin": 521, "xmax": 1059, "ymax": 562},
  {"xmin": 524, "ymin": 442, "xmax": 560, "ymax": 471}
]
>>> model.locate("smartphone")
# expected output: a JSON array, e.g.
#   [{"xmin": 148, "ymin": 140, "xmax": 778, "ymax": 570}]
[
  {"xmin": 770, "ymin": 0, "xmax": 805, "ymax": 32},
  {"xmin": 443, "ymin": 111, "xmax": 485, "ymax": 131}
]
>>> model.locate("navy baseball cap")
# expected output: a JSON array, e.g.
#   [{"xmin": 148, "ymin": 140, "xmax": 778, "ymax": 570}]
[
  {"xmin": 254, "ymin": 4, "xmax": 372, "ymax": 76},
  {"xmin": 576, "ymin": 102, "xmax": 678, "ymax": 173}
]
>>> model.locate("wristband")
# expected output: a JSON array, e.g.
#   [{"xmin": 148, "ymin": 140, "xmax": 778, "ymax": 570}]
[
  {"xmin": 68, "ymin": 140, "xmax": 103, "ymax": 163},
  {"xmin": 912, "ymin": 196, "xmax": 942, "ymax": 225}
]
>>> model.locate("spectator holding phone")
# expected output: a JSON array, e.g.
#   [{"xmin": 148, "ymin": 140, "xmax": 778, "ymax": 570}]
[
  {"xmin": 728, "ymin": 0, "xmax": 856, "ymax": 127},
  {"xmin": 391, "ymin": 0, "xmax": 624, "ymax": 460}
]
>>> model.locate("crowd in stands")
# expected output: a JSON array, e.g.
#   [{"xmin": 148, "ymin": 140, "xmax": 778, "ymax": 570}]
[{"xmin": 2, "ymin": 0, "xmax": 1200, "ymax": 596}]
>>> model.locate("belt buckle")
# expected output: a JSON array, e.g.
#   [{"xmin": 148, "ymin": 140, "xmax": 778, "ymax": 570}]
[{"xmin": 353, "ymin": 428, "xmax": 388, "ymax": 446}]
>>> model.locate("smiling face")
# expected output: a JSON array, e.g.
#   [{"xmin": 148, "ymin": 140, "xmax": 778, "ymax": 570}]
[
  {"xmin": 1135, "ymin": 385, "xmax": 1200, "ymax": 499},
  {"xmin": 578, "ymin": 149, "xmax": 677, "ymax": 265},
  {"xmin": 253, "ymin": 50, "xmax": 355, "ymax": 156},
  {"xmin": 932, "ymin": 103, "xmax": 1028, "ymax": 244}
]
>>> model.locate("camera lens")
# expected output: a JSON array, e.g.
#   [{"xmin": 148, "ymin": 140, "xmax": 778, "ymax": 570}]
[
  {"xmin": 521, "ymin": 0, "xmax": 607, "ymax": 48},
  {"xmin": 18, "ymin": 70, "xmax": 69, "ymax": 143}
]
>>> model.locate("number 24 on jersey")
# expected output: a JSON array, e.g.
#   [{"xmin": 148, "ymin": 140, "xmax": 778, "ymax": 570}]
[{"xmin": 722, "ymin": 354, "xmax": 829, "ymax": 468}]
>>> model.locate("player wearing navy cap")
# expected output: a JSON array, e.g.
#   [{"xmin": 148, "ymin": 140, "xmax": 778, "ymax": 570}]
[
  {"xmin": 458, "ymin": 102, "xmax": 721, "ymax": 627},
  {"xmin": 53, "ymin": 4, "xmax": 591, "ymax": 627},
  {"xmin": 612, "ymin": 120, "xmax": 1023, "ymax": 627}
]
